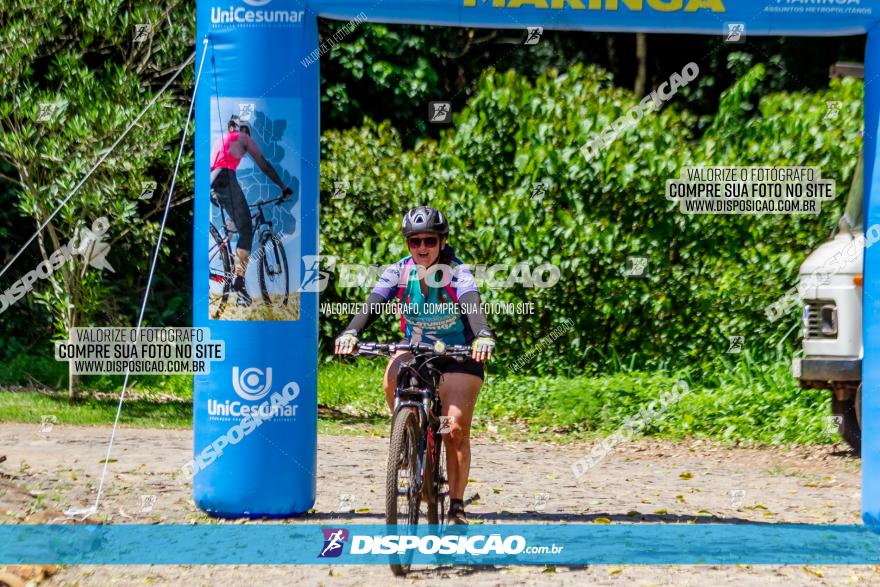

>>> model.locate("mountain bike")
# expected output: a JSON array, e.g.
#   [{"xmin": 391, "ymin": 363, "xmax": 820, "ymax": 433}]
[
  {"xmin": 208, "ymin": 194, "xmax": 292, "ymax": 314},
  {"xmin": 353, "ymin": 340, "xmax": 472, "ymax": 576}
]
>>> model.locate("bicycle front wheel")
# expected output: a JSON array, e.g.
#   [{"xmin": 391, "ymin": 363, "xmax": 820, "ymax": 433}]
[
  {"xmin": 425, "ymin": 429, "xmax": 448, "ymax": 527},
  {"xmin": 257, "ymin": 233, "xmax": 289, "ymax": 306},
  {"xmin": 386, "ymin": 406, "xmax": 421, "ymax": 576}
]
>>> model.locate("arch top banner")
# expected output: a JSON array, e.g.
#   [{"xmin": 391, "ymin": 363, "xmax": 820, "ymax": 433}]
[{"xmin": 308, "ymin": 0, "xmax": 879, "ymax": 35}]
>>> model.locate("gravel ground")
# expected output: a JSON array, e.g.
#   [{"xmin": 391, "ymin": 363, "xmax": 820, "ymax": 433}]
[{"xmin": 0, "ymin": 423, "xmax": 875, "ymax": 586}]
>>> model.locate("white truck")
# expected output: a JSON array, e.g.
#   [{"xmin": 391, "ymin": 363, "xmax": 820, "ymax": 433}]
[{"xmin": 792, "ymin": 152, "xmax": 864, "ymax": 454}]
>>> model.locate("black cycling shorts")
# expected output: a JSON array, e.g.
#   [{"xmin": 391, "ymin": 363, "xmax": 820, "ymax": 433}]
[
  {"xmin": 211, "ymin": 169, "xmax": 253, "ymax": 253},
  {"xmin": 435, "ymin": 355, "xmax": 485, "ymax": 381}
]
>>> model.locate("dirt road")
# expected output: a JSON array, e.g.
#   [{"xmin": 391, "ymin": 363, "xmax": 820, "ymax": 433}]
[{"xmin": 0, "ymin": 423, "xmax": 874, "ymax": 586}]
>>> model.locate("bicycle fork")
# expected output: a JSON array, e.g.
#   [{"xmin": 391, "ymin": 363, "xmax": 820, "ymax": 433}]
[
  {"xmin": 258, "ymin": 229, "xmax": 283, "ymax": 276},
  {"xmin": 393, "ymin": 395, "xmax": 430, "ymax": 496}
]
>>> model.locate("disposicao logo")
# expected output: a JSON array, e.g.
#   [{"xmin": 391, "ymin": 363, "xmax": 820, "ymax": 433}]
[
  {"xmin": 318, "ymin": 531, "xmax": 547, "ymax": 556},
  {"xmin": 319, "ymin": 528, "xmax": 349, "ymax": 558},
  {"xmin": 350, "ymin": 534, "xmax": 528, "ymax": 555}
]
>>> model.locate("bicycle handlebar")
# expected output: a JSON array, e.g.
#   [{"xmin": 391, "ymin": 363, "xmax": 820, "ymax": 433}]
[
  {"xmin": 250, "ymin": 194, "xmax": 290, "ymax": 208},
  {"xmin": 353, "ymin": 340, "xmax": 471, "ymax": 358}
]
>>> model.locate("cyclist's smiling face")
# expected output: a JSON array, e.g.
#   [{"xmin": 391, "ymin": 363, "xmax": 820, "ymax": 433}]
[{"xmin": 407, "ymin": 232, "xmax": 443, "ymax": 267}]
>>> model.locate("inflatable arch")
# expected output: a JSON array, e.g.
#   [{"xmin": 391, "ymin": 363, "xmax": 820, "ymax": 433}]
[{"xmin": 193, "ymin": 0, "xmax": 880, "ymax": 524}]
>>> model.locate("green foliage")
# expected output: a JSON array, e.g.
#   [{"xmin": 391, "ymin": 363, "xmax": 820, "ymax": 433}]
[
  {"xmin": 318, "ymin": 120, "xmax": 410, "ymax": 344},
  {"xmin": 320, "ymin": 64, "xmax": 863, "ymax": 377},
  {"xmin": 477, "ymin": 346, "xmax": 833, "ymax": 444},
  {"xmin": 0, "ymin": 0, "xmax": 195, "ymax": 380},
  {"xmin": 0, "ymin": 2, "xmax": 863, "ymax": 440},
  {"xmin": 319, "ymin": 22, "xmax": 440, "ymax": 139},
  {"xmin": 0, "ymin": 350, "xmax": 193, "ymax": 396},
  {"xmin": 0, "ymin": 353, "xmax": 69, "ymax": 389}
]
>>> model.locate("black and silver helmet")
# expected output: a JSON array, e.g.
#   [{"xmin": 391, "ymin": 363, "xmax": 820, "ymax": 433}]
[{"xmin": 401, "ymin": 206, "xmax": 449, "ymax": 236}]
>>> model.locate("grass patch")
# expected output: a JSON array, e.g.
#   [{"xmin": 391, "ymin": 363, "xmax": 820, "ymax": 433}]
[
  {"xmin": 0, "ymin": 351, "xmax": 839, "ymax": 445},
  {"xmin": 0, "ymin": 391, "xmax": 389, "ymax": 437},
  {"xmin": 317, "ymin": 359, "xmax": 387, "ymax": 416},
  {"xmin": 478, "ymin": 356, "xmax": 834, "ymax": 444},
  {"xmin": 0, "ymin": 391, "xmax": 192, "ymax": 428},
  {"xmin": 322, "ymin": 354, "xmax": 837, "ymax": 445}
]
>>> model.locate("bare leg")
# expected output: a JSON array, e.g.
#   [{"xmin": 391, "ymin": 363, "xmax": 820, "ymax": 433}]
[
  {"xmin": 439, "ymin": 373, "xmax": 482, "ymax": 501},
  {"xmin": 383, "ymin": 351, "xmax": 412, "ymax": 413},
  {"xmin": 235, "ymin": 248, "xmax": 250, "ymax": 277}
]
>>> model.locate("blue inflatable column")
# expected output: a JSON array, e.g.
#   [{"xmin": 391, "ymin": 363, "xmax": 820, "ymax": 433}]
[
  {"xmin": 863, "ymin": 25, "xmax": 880, "ymax": 527},
  {"xmin": 192, "ymin": 0, "xmax": 319, "ymax": 516}
]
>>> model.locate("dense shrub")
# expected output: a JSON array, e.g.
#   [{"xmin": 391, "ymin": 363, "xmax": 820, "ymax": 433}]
[{"xmin": 319, "ymin": 64, "xmax": 863, "ymax": 376}]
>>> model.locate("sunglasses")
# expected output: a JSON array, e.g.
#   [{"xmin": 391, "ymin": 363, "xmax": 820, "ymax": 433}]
[{"xmin": 407, "ymin": 236, "xmax": 439, "ymax": 248}]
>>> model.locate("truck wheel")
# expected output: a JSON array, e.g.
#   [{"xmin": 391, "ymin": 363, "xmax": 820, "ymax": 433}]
[
  {"xmin": 832, "ymin": 394, "xmax": 861, "ymax": 456},
  {"xmin": 855, "ymin": 383, "xmax": 862, "ymax": 428}
]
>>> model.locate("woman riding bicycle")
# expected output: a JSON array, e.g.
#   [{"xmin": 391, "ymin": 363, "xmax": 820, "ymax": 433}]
[
  {"xmin": 210, "ymin": 114, "xmax": 297, "ymax": 306},
  {"xmin": 335, "ymin": 206, "xmax": 495, "ymax": 525}
]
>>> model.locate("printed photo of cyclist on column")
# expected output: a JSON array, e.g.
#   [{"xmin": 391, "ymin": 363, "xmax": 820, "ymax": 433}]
[
  {"xmin": 208, "ymin": 99, "xmax": 301, "ymax": 321},
  {"xmin": 335, "ymin": 207, "xmax": 495, "ymax": 551}
]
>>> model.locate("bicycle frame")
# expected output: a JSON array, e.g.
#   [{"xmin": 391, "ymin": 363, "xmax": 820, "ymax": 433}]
[
  {"xmin": 392, "ymin": 359, "xmax": 443, "ymax": 495},
  {"xmin": 215, "ymin": 198, "xmax": 276, "ymax": 246},
  {"xmin": 353, "ymin": 340, "xmax": 470, "ymax": 497},
  {"xmin": 209, "ymin": 195, "xmax": 286, "ymax": 285}
]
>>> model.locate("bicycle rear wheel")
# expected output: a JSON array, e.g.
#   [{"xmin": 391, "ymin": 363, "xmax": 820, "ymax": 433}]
[
  {"xmin": 386, "ymin": 407, "xmax": 421, "ymax": 576},
  {"xmin": 208, "ymin": 224, "xmax": 233, "ymax": 312},
  {"xmin": 257, "ymin": 232, "xmax": 289, "ymax": 306}
]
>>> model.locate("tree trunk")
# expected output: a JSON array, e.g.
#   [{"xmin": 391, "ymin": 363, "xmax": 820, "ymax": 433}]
[
  {"xmin": 68, "ymin": 361, "xmax": 80, "ymax": 402},
  {"xmin": 38, "ymin": 219, "xmax": 82, "ymax": 401},
  {"xmin": 66, "ymin": 301, "xmax": 80, "ymax": 401},
  {"xmin": 606, "ymin": 35, "xmax": 618, "ymax": 80},
  {"xmin": 634, "ymin": 33, "xmax": 648, "ymax": 97}
]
